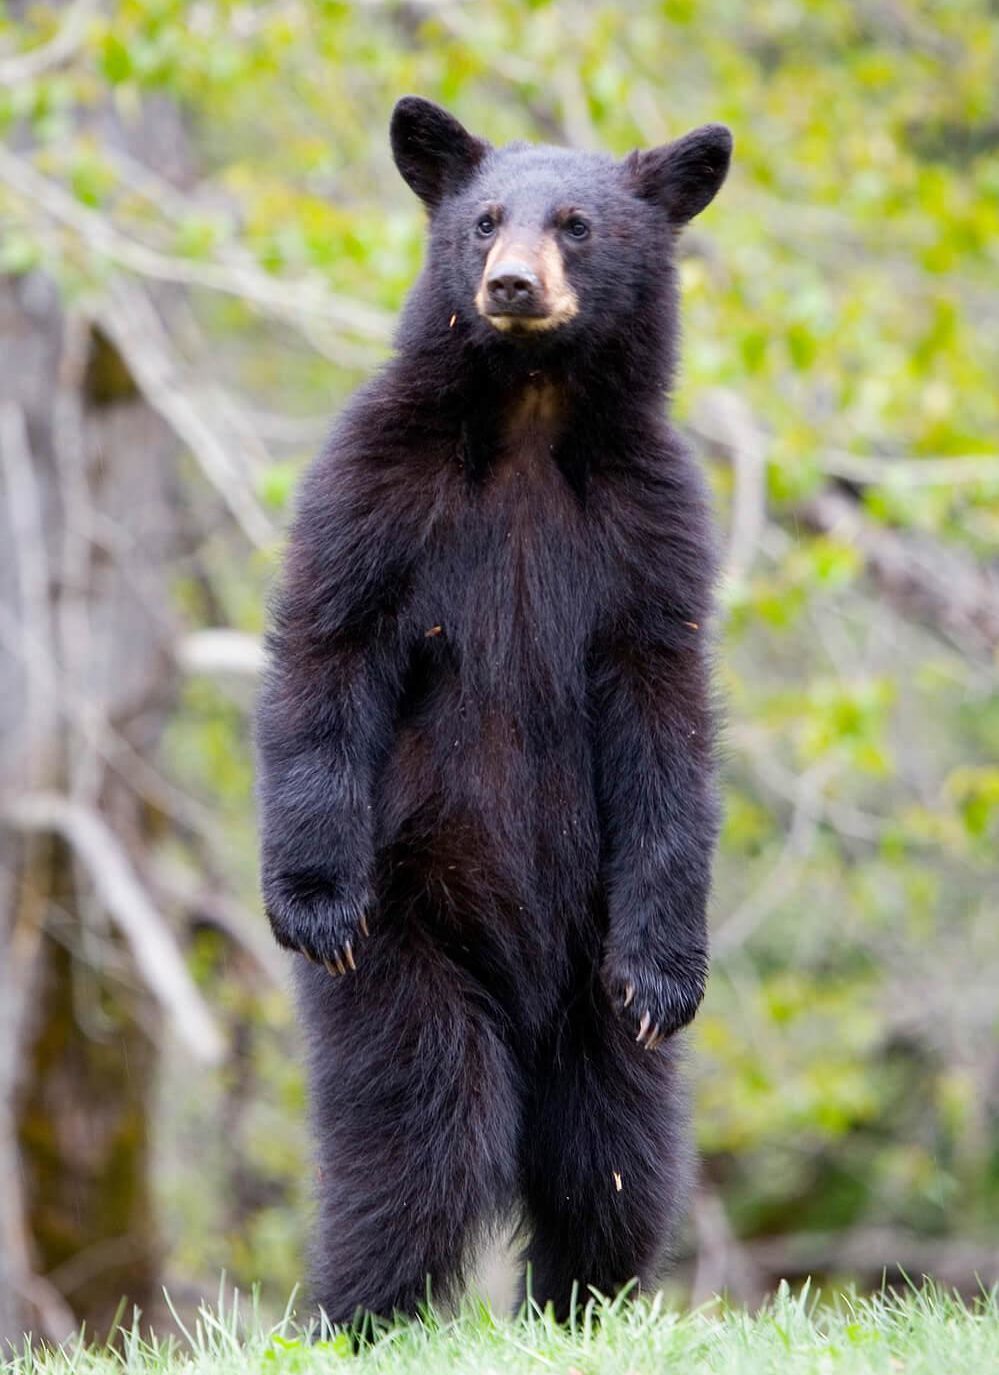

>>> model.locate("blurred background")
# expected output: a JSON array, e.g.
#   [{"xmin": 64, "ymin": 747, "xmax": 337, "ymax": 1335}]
[{"xmin": 0, "ymin": 0, "xmax": 997, "ymax": 1347}]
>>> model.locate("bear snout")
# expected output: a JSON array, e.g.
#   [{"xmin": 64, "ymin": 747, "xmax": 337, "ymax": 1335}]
[
  {"xmin": 476, "ymin": 234, "xmax": 580, "ymax": 335},
  {"xmin": 485, "ymin": 259, "xmax": 544, "ymax": 315}
]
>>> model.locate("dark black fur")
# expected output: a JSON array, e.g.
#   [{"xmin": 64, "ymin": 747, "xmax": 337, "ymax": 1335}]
[{"xmin": 255, "ymin": 97, "xmax": 731, "ymax": 1324}]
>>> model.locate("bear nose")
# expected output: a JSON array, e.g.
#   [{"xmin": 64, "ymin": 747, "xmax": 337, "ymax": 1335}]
[{"xmin": 486, "ymin": 261, "xmax": 542, "ymax": 313}]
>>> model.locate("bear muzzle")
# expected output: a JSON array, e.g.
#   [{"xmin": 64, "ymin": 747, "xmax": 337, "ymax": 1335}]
[
  {"xmin": 475, "ymin": 235, "xmax": 580, "ymax": 334},
  {"xmin": 485, "ymin": 260, "xmax": 544, "ymax": 315}
]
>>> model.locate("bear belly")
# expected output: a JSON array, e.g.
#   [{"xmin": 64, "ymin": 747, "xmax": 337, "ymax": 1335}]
[
  {"xmin": 369, "ymin": 690, "xmax": 602, "ymax": 1026},
  {"xmin": 371, "ymin": 685, "xmax": 602, "ymax": 940},
  {"xmin": 373, "ymin": 665, "xmax": 601, "ymax": 990}
]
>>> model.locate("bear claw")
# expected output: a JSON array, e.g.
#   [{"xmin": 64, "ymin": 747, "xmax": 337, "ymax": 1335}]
[
  {"xmin": 317, "ymin": 943, "xmax": 361, "ymax": 977},
  {"xmin": 635, "ymin": 1011, "xmax": 663, "ymax": 1051},
  {"xmin": 602, "ymin": 949, "xmax": 706, "ymax": 1047}
]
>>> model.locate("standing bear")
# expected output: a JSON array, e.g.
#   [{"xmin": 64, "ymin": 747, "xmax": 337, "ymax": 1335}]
[{"xmin": 255, "ymin": 96, "xmax": 731, "ymax": 1324}]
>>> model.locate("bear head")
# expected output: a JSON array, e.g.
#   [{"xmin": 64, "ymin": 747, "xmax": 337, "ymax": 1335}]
[{"xmin": 390, "ymin": 96, "xmax": 731, "ymax": 365}]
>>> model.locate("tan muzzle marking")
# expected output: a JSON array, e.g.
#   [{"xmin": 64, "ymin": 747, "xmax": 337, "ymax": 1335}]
[{"xmin": 475, "ymin": 233, "xmax": 580, "ymax": 332}]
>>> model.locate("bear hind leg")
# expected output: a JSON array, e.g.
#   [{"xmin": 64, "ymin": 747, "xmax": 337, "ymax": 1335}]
[
  {"xmin": 298, "ymin": 937, "xmax": 520, "ymax": 1326},
  {"xmin": 519, "ymin": 1013, "xmax": 693, "ymax": 1321}
]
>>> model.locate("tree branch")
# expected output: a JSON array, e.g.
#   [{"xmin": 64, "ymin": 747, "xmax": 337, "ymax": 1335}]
[
  {"xmin": 691, "ymin": 389, "xmax": 768, "ymax": 585},
  {"xmin": 745, "ymin": 1225, "xmax": 999, "ymax": 1292},
  {"xmin": 0, "ymin": 604, "xmax": 222, "ymax": 844},
  {"xmin": 0, "ymin": 144, "xmax": 393, "ymax": 347},
  {"xmin": 0, "ymin": 401, "xmax": 58, "ymax": 770},
  {"xmin": 0, "ymin": 0, "xmax": 99, "ymax": 87},
  {"xmin": 713, "ymin": 760, "xmax": 830, "ymax": 956},
  {"xmin": 96, "ymin": 279, "xmax": 276, "ymax": 549},
  {"xmin": 799, "ymin": 487, "xmax": 999, "ymax": 656},
  {"xmin": 153, "ymin": 859, "xmax": 284, "ymax": 987},
  {"xmin": 3, "ymin": 793, "xmax": 225, "ymax": 1064},
  {"xmin": 820, "ymin": 449, "xmax": 999, "ymax": 488},
  {"xmin": 690, "ymin": 391, "xmax": 999, "ymax": 656},
  {"xmin": 177, "ymin": 629, "xmax": 266, "ymax": 679}
]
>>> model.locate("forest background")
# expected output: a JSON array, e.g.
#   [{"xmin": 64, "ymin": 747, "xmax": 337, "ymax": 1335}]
[{"xmin": 0, "ymin": 0, "xmax": 997, "ymax": 1346}]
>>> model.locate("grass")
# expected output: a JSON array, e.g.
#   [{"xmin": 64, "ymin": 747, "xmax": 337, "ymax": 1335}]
[{"xmin": 4, "ymin": 1282, "xmax": 998, "ymax": 1375}]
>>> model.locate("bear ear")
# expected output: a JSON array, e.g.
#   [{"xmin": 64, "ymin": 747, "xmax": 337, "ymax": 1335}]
[
  {"xmin": 626, "ymin": 123, "xmax": 732, "ymax": 225},
  {"xmin": 390, "ymin": 97, "xmax": 489, "ymax": 210}
]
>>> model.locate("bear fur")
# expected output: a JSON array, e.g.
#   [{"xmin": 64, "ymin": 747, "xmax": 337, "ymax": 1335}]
[{"xmin": 255, "ymin": 97, "xmax": 731, "ymax": 1324}]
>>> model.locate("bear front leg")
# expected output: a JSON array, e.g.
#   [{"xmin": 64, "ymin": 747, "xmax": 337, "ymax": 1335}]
[
  {"xmin": 591, "ymin": 625, "xmax": 720, "ymax": 1048},
  {"xmin": 256, "ymin": 629, "xmax": 399, "ymax": 973}
]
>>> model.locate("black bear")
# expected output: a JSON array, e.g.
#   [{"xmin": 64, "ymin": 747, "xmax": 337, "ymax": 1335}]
[{"xmin": 255, "ymin": 96, "xmax": 731, "ymax": 1324}]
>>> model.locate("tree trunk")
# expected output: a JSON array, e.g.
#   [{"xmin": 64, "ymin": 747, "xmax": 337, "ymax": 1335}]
[
  {"xmin": 16, "ymin": 867, "xmax": 161, "ymax": 1336},
  {"xmin": 0, "ymin": 271, "xmax": 180, "ymax": 1341}
]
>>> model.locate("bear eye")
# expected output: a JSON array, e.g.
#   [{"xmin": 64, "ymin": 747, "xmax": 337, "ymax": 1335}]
[
  {"xmin": 565, "ymin": 217, "xmax": 590, "ymax": 240},
  {"xmin": 476, "ymin": 215, "xmax": 496, "ymax": 238}
]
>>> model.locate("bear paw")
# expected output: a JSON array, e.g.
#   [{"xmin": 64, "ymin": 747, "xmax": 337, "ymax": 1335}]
[
  {"xmin": 600, "ymin": 949, "xmax": 706, "ymax": 1051},
  {"xmin": 264, "ymin": 877, "xmax": 372, "ymax": 977}
]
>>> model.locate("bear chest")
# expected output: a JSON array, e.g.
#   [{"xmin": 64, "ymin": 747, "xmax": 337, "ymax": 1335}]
[{"xmin": 414, "ymin": 431, "xmax": 598, "ymax": 709}]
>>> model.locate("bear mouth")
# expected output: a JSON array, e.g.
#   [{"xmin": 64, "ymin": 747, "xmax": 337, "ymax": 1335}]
[{"xmin": 484, "ymin": 311, "xmax": 564, "ymax": 334}]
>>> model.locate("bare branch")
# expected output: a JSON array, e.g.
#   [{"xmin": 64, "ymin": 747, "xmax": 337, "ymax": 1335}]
[
  {"xmin": 244, "ymin": 409, "xmax": 328, "ymax": 445},
  {"xmin": 40, "ymin": 1234, "xmax": 147, "ymax": 1303},
  {"xmin": 53, "ymin": 313, "xmax": 104, "ymax": 819},
  {"xmin": 0, "ymin": 0, "xmax": 99, "ymax": 87},
  {"xmin": 177, "ymin": 629, "xmax": 266, "ymax": 679},
  {"xmin": 733, "ymin": 733, "xmax": 886, "ymax": 844},
  {"xmin": 97, "ymin": 279, "xmax": 276, "ymax": 549},
  {"xmin": 101, "ymin": 148, "xmax": 387, "ymax": 371},
  {"xmin": 820, "ymin": 449, "xmax": 999, "ymax": 488},
  {"xmin": 713, "ymin": 760, "xmax": 831, "ymax": 956},
  {"xmin": 153, "ymin": 858, "xmax": 284, "ymax": 987},
  {"xmin": 800, "ymin": 488, "xmax": 999, "ymax": 655},
  {"xmin": 690, "ymin": 1189, "xmax": 760, "ymax": 1306},
  {"xmin": 3, "ymin": 793, "xmax": 225, "ymax": 1064},
  {"xmin": 0, "ymin": 401, "xmax": 58, "ymax": 769},
  {"xmin": 0, "ymin": 604, "xmax": 221, "ymax": 842},
  {"xmin": 0, "ymin": 145, "xmax": 393, "ymax": 345},
  {"xmin": 745, "ymin": 1225, "xmax": 999, "ymax": 1291},
  {"xmin": 691, "ymin": 389, "xmax": 768, "ymax": 585},
  {"xmin": 10, "ymin": 1272, "xmax": 77, "ymax": 1346},
  {"xmin": 757, "ymin": 518, "xmax": 995, "ymax": 693},
  {"xmin": 690, "ymin": 392, "xmax": 999, "ymax": 656},
  {"xmin": 553, "ymin": 65, "xmax": 597, "ymax": 149}
]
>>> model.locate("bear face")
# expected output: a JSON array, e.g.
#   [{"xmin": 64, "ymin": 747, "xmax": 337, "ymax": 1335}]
[{"xmin": 390, "ymin": 96, "xmax": 731, "ymax": 363}]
